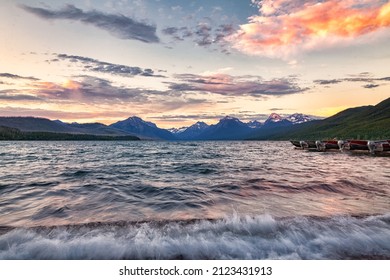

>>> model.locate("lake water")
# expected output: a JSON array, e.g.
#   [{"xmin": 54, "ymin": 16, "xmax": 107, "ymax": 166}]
[{"xmin": 0, "ymin": 141, "xmax": 389, "ymax": 259}]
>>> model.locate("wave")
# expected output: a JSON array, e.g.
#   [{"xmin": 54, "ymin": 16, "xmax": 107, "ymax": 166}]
[{"xmin": 1, "ymin": 213, "xmax": 389, "ymax": 260}]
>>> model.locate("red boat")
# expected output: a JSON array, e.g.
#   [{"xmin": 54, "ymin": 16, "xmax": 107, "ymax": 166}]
[
  {"xmin": 342, "ymin": 140, "xmax": 369, "ymax": 151},
  {"xmin": 315, "ymin": 140, "xmax": 339, "ymax": 151},
  {"xmin": 291, "ymin": 139, "xmax": 390, "ymax": 154}
]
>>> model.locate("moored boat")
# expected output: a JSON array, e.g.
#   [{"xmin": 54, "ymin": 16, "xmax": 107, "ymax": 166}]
[
  {"xmin": 367, "ymin": 140, "xmax": 390, "ymax": 153},
  {"xmin": 315, "ymin": 140, "xmax": 339, "ymax": 151},
  {"xmin": 299, "ymin": 140, "xmax": 317, "ymax": 149},
  {"xmin": 290, "ymin": 140, "xmax": 301, "ymax": 148},
  {"xmin": 291, "ymin": 139, "xmax": 390, "ymax": 155},
  {"xmin": 343, "ymin": 140, "xmax": 369, "ymax": 151}
]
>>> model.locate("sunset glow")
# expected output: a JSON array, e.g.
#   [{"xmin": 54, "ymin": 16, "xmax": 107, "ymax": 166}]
[{"xmin": 229, "ymin": 0, "xmax": 390, "ymax": 58}]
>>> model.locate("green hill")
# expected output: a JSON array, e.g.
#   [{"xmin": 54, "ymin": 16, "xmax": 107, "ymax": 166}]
[
  {"xmin": 0, "ymin": 126, "xmax": 140, "ymax": 141},
  {"xmin": 250, "ymin": 97, "xmax": 390, "ymax": 140},
  {"xmin": 0, "ymin": 117, "xmax": 130, "ymax": 136}
]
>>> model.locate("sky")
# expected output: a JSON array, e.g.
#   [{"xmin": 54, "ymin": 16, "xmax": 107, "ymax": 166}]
[{"xmin": 1, "ymin": 0, "xmax": 390, "ymax": 128}]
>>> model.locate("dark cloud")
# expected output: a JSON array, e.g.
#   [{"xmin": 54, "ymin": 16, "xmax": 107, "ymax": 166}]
[
  {"xmin": 195, "ymin": 22, "xmax": 213, "ymax": 46},
  {"xmin": 314, "ymin": 73, "xmax": 390, "ymax": 88},
  {"xmin": 162, "ymin": 27, "xmax": 187, "ymax": 41},
  {"xmin": 21, "ymin": 4, "xmax": 159, "ymax": 43},
  {"xmin": 0, "ymin": 73, "xmax": 39, "ymax": 81},
  {"xmin": 54, "ymin": 53, "xmax": 166, "ymax": 78},
  {"xmin": 313, "ymin": 79, "xmax": 342, "ymax": 85},
  {"xmin": 0, "ymin": 90, "xmax": 42, "ymax": 101},
  {"xmin": 162, "ymin": 22, "xmax": 235, "ymax": 53},
  {"xmin": 363, "ymin": 84, "xmax": 379, "ymax": 89},
  {"xmin": 167, "ymin": 74, "xmax": 307, "ymax": 97}
]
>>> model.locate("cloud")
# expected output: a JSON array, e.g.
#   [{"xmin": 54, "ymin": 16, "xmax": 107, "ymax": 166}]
[
  {"xmin": 54, "ymin": 53, "xmax": 166, "ymax": 77},
  {"xmin": 228, "ymin": 0, "xmax": 390, "ymax": 58},
  {"xmin": 0, "ymin": 75, "xmax": 211, "ymax": 121},
  {"xmin": 3, "ymin": 75, "xmax": 209, "ymax": 112},
  {"xmin": 0, "ymin": 90, "xmax": 42, "ymax": 101},
  {"xmin": 0, "ymin": 73, "xmax": 39, "ymax": 81},
  {"xmin": 21, "ymin": 4, "xmax": 159, "ymax": 43},
  {"xmin": 362, "ymin": 83, "xmax": 380, "ymax": 88},
  {"xmin": 313, "ymin": 79, "xmax": 343, "ymax": 85},
  {"xmin": 28, "ymin": 76, "xmax": 155, "ymax": 103},
  {"xmin": 0, "ymin": 106, "xmax": 133, "ymax": 120},
  {"xmin": 313, "ymin": 72, "xmax": 390, "ymax": 88},
  {"xmin": 150, "ymin": 112, "xmax": 273, "ymax": 124},
  {"xmin": 162, "ymin": 23, "xmax": 235, "ymax": 53},
  {"xmin": 168, "ymin": 73, "xmax": 307, "ymax": 97},
  {"xmin": 269, "ymin": 108, "xmax": 287, "ymax": 111}
]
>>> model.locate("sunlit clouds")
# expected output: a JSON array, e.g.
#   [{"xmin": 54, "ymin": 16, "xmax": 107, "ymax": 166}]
[
  {"xmin": 229, "ymin": 0, "xmax": 390, "ymax": 58},
  {"xmin": 1, "ymin": 1, "xmax": 390, "ymax": 127}
]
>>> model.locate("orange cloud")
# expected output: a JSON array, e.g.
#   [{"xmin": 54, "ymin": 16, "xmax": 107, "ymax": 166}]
[
  {"xmin": 62, "ymin": 79, "xmax": 82, "ymax": 90},
  {"xmin": 229, "ymin": 0, "xmax": 390, "ymax": 58}
]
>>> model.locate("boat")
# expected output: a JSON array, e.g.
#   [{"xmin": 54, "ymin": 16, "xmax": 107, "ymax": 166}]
[
  {"xmin": 343, "ymin": 140, "xmax": 369, "ymax": 151},
  {"xmin": 299, "ymin": 140, "xmax": 317, "ymax": 149},
  {"xmin": 291, "ymin": 139, "xmax": 390, "ymax": 155},
  {"xmin": 315, "ymin": 140, "xmax": 339, "ymax": 151},
  {"xmin": 367, "ymin": 140, "xmax": 390, "ymax": 154},
  {"xmin": 290, "ymin": 140, "xmax": 302, "ymax": 148}
]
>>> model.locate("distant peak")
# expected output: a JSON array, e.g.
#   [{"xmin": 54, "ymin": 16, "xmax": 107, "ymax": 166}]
[
  {"xmin": 269, "ymin": 113, "xmax": 282, "ymax": 119},
  {"xmin": 122, "ymin": 116, "xmax": 157, "ymax": 127},
  {"xmin": 126, "ymin": 116, "xmax": 142, "ymax": 121},
  {"xmin": 266, "ymin": 113, "xmax": 283, "ymax": 123},
  {"xmin": 221, "ymin": 116, "xmax": 239, "ymax": 121},
  {"xmin": 192, "ymin": 121, "xmax": 209, "ymax": 128},
  {"xmin": 246, "ymin": 120, "xmax": 263, "ymax": 129},
  {"xmin": 168, "ymin": 126, "xmax": 188, "ymax": 134},
  {"xmin": 286, "ymin": 113, "xmax": 314, "ymax": 124}
]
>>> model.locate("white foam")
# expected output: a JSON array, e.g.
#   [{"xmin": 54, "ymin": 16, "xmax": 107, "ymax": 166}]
[{"xmin": 0, "ymin": 214, "xmax": 389, "ymax": 259}]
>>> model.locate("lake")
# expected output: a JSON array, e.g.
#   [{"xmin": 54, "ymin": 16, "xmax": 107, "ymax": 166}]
[{"xmin": 0, "ymin": 141, "xmax": 389, "ymax": 259}]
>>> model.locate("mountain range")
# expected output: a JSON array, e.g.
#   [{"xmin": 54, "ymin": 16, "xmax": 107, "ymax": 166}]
[
  {"xmin": 0, "ymin": 112, "xmax": 317, "ymax": 141},
  {"xmin": 0, "ymin": 97, "xmax": 389, "ymax": 140}
]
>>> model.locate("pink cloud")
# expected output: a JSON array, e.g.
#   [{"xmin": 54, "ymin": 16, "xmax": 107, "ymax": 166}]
[{"xmin": 229, "ymin": 0, "xmax": 390, "ymax": 59}]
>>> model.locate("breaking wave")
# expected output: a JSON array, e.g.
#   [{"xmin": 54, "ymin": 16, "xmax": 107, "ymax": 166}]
[{"xmin": 1, "ymin": 213, "xmax": 389, "ymax": 260}]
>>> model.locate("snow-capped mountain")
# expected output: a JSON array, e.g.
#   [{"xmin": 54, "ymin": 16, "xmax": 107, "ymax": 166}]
[
  {"xmin": 107, "ymin": 112, "xmax": 318, "ymax": 140},
  {"xmin": 286, "ymin": 113, "xmax": 314, "ymax": 124},
  {"xmin": 246, "ymin": 120, "xmax": 263, "ymax": 129},
  {"xmin": 168, "ymin": 127, "xmax": 188, "ymax": 134},
  {"xmin": 263, "ymin": 113, "xmax": 318, "ymax": 126},
  {"xmin": 173, "ymin": 121, "xmax": 209, "ymax": 140},
  {"xmin": 264, "ymin": 113, "xmax": 284, "ymax": 124}
]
